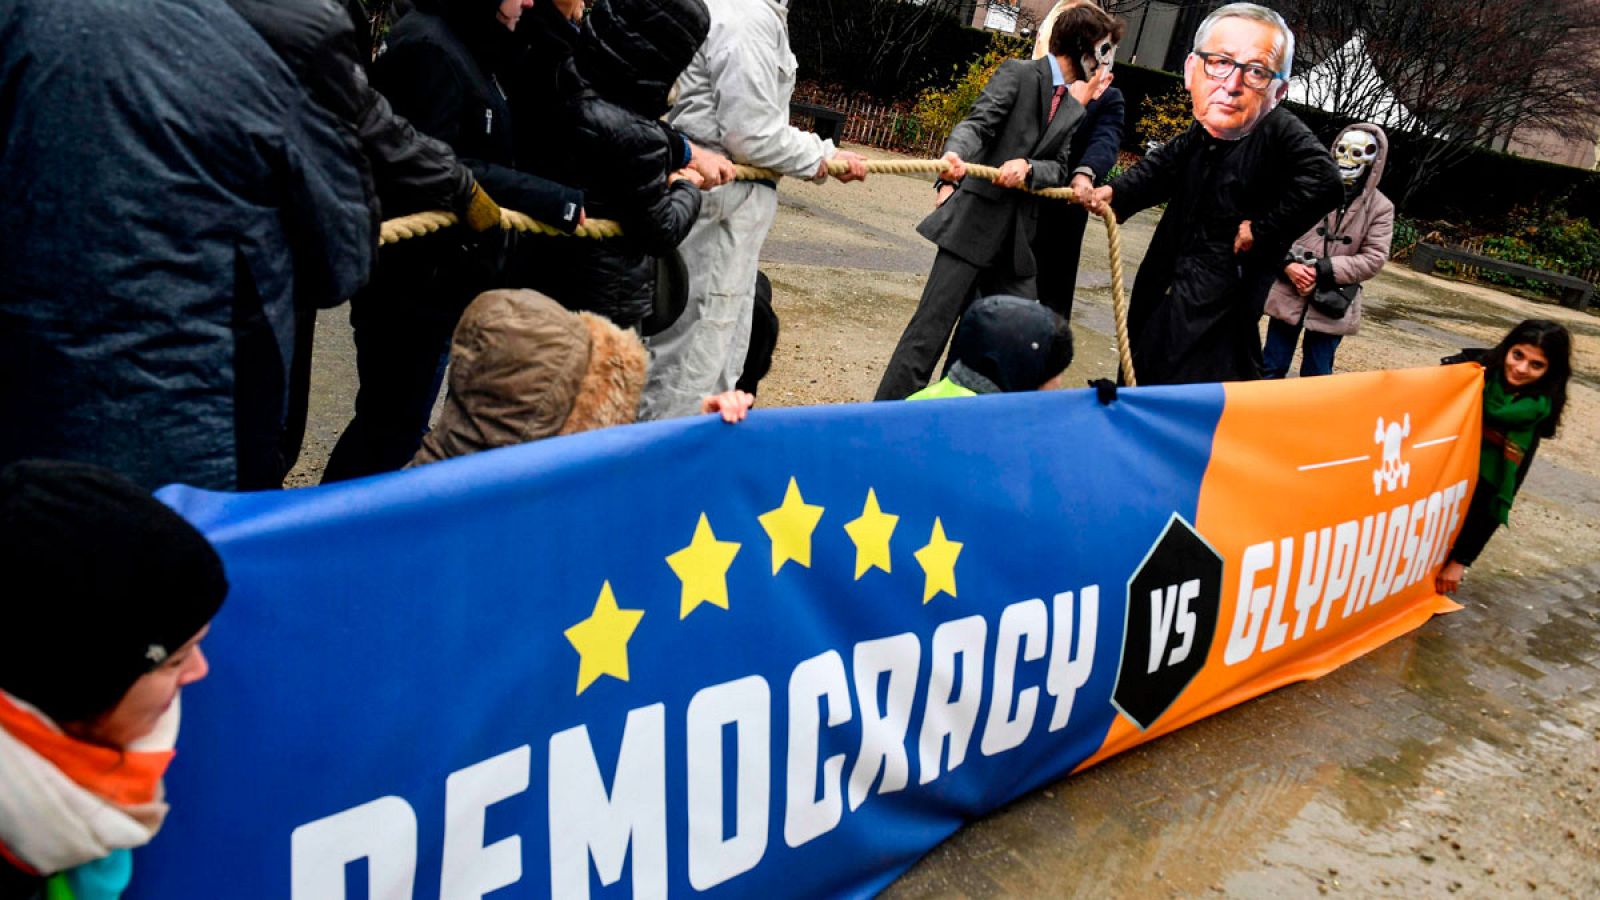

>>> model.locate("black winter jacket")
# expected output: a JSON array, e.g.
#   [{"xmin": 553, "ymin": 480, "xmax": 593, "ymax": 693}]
[
  {"xmin": 507, "ymin": 0, "xmax": 706, "ymax": 328},
  {"xmin": 0, "ymin": 0, "xmax": 372, "ymax": 490},
  {"xmin": 1110, "ymin": 107, "xmax": 1343, "ymax": 385},
  {"xmin": 375, "ymin": 2, "xmax": 583, "ymax": 230},
  {"xmin": 226, "ymin": 0, "xmax": 479, "ymax": 225}
]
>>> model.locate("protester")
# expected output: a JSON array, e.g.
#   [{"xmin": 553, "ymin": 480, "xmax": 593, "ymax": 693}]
[
  {"xmin": 0, "ymin": 460, "xmax": 227, "ymax": 899},
  {"xmin": 1262, "ymin": 124, "xmax": 1393, "ymax": 377},
  {"xmin": 1029, "ymin": 0, "xmax": 1128, "ymax": 322},
  {"xmin": 1436, "ymin": 320, "xmax": 1572, "ymax": 594},
  {"xmin": 909, "ymin": 296, "xmax": 1075, "ymax": 399},
  {"xmin": 875, "ymin": 4, "xmax": 1113, "ymax": 400},
  {"xmin": 638, "ymin": 0, "xmax": 870, "ymax": 420},
  {"xmin": 511, "ymin": 0, "xmax": 713, "ymax": 330},
  {"xmin": 322, "ymin": 0, "xmax": 591, "ymax": 483},
  {"xmin": 224, "ymin": 0, "xmax": 508, "ymax": 480},
  {"xmin": 0, "ymin": 0, "xmax": 372, "ymax": 492},
  {"xmin": 410, "ymin": 290, "xmax": 751, "ymax": 467},
  {"xmin": 1081, "ymin": 2, "xmax": 1342, "ymax": 386},
  {"xmin": 509, "ymin": 0, "xmax": 736, "ymax": 211}
]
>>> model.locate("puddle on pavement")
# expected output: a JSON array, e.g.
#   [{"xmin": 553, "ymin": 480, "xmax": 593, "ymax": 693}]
[{"xmin": 888, "ymin": 570, "xmax": 1600, "ymax": 897}]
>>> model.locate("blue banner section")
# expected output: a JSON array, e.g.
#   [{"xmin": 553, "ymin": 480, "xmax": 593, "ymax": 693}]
[{"xmin": 132, "ymin": 385, "xmax": 1224, "ymax": 899}]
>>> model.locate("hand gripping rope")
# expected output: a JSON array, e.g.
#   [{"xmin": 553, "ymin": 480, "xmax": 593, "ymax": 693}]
[{"xmin": 377, "ymin": 158, "xmax": 1136, "ymax": 386}]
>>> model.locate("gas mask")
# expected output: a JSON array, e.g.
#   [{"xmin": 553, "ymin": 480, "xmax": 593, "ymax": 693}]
[
  {"xmin": 1334, "ymin": 131, "xmax": 1378, "ymax": 186},
  {"xmin": 1080, "ymin": 36, "xmax": 1115, "ymax": 80}
]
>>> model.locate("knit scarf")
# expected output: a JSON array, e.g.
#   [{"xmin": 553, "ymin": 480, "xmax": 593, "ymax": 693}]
[
  {"xmin": 0, "ymin": 691, "xmax": 177, "ymax": 891},
  {"xmin": 1480, "ymin": 373, "xmax": 1552, "ymax": 525}
]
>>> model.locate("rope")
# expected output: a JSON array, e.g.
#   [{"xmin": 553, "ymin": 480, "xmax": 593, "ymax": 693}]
[
  {"xmin": 1100, "ymin": 208, "xmax": 1135, "ymax": 387},
  {"xmin": 378, "ymin": 208, "xmax": 626, "ymax": 244},
  {"xmin": 378, "ymin": 156, "xmax": 1136, "ymax": 385}
]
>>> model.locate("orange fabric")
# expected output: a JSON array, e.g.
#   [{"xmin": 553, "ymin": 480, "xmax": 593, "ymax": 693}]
[
  {"xmin": 0, "ymin": 693, "xmax": 171, "ymax": 806},
  {"xmin": 1079, "ymin": 365, "xmax": 1480, "ymax": 771}
]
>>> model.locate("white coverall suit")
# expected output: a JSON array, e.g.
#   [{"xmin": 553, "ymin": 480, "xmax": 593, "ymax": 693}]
[{"xmin": 639, "ymin": 0, "xmax": 835, "ymax": 420}]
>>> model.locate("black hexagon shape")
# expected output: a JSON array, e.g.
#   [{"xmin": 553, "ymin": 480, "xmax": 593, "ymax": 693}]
[{"xmin": 1112, "ymin": 513, "xmax": 1223, "ymax": 731}]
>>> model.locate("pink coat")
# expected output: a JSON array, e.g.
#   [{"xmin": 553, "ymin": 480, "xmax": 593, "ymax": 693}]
[{"xmin": 1263, "ymin": 123, "xmax": 1395, "ymax": 336}]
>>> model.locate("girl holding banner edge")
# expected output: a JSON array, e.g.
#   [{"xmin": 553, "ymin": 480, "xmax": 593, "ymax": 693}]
[{"xmin": 1437, "ymin": 319, "xmax": 1573, "ymax": 594}]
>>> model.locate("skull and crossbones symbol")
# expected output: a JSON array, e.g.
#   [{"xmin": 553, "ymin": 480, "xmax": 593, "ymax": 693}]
[
  {"xmin": 1372, "ymin": 414, "xmax": 1410, "ymax": 495},
  {"xmin": 1335, "ymin": 131, "xmax": 1378, "ymax": 186},
  {"xmin": 1080, "ymin": 37, "xmax": 1116, "ymax": 79}
]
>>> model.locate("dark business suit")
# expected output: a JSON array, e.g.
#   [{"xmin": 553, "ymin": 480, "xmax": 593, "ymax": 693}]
[
  {"xmin": 875, "ymin": 56, "xmax": 1085, "ymax": 400},
  {"xmin": 1034, "ymin": 86, "xmax": 1125, "ymax": 321}
]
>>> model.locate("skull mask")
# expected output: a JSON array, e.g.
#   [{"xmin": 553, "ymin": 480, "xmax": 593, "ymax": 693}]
[
  {"xmin": 1334, "ymin": 131, "xmax": 1379, "ymax": 186},
  {"xmin": 1080, "ymin": 37, "xmax": 1116, "ymax": 79}
]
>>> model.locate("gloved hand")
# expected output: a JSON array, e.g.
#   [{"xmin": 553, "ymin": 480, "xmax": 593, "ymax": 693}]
[{"xmin": 460, "ymin": 181, "xmax": 503, "ymax": 232}]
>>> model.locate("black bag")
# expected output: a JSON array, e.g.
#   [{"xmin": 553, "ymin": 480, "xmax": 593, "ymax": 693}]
[{"xmin": 1310, "ymin": 282, "xmax": 1356, "ymax": 319}]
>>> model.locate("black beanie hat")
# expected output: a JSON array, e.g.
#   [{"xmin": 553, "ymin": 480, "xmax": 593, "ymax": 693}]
[
  {"xmin": 0, "ymin": 460, "xmax": 228, "ymax": 724},
  {"xmin": 950, "ymin": 295, "xmax": 1074, "ymax": 393}
]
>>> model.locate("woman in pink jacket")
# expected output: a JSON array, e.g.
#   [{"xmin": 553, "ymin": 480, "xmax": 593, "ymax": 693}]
[{"xmin": 1262, "ymin": 122, "xmax": 1395, "ymax": 377}]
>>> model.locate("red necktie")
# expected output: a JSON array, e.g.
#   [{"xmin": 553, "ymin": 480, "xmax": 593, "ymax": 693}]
[{"xmin": 1047, "ymin": 85, "xmax": 1066, "ymax": 124}]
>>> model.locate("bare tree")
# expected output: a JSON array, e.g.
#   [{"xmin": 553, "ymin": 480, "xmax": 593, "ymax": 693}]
[
  {"xmin": 1280, "ymin": 0, "xmax": 1600, "ymax": 205},
  {"xmin": 792, "ymin": 0, "xmax": 969, "ymax": 96}
]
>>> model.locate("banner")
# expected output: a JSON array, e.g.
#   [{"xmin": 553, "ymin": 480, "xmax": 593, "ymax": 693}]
[{"xmin": 131, "ymin": 365, "xmax": 1479, "ymax": 899}]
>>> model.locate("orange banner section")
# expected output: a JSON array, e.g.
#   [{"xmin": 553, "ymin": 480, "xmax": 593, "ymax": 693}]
[{"xmin": 1083, "ymin": 364, "xmax": 1480, "ymax": 767}]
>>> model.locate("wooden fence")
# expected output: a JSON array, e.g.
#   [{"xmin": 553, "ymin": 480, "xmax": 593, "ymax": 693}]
[{"xmin": 788, "ymin": 85, "xmax": 946, "ymax": 157}]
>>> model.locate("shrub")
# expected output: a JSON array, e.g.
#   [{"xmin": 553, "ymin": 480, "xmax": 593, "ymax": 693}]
[
  {"xmin": 1519, "ymin": 210, "xmax": 1600, "ymax": 272},
  {"xmin": 1135, "ymin": 86, "xmax": 1191, "ymax": 151},
  {"xmin": 1430, "ymin": 205, "xmax": 1600, "ymax": 299},
  {"xmin": 1391, "ymin": 216, "xmax": 1422, "ymax": 260},
  {"xmin": 1105, "ymin": 150, "xmax": 1143, "ymax": 183},
  {"xmin": 910, "ymin": 35, "xmax": 1030, "ymax": 145}
]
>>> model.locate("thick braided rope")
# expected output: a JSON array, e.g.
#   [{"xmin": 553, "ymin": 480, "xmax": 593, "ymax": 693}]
[
  {"xmin": 378, "ymin": 208, "xmax": 625, "ymax": 244},
  {"xmin": 1099, "ymin": 209, "xmax": 1135, "ymax": 387},
  {"xmin": 378, "ymin": 156, "xmax": 1136, "ymax": 384}
]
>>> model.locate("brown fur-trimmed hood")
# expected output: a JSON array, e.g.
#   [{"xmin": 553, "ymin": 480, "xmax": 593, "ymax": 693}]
[{"xmin": 410, "ymin": 290, "xmax": 648, "ymax": 467}]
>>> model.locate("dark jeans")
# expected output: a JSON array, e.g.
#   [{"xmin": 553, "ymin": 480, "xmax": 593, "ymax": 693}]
[
  {"xmin": 321, "ymin": 288, "xmax": 459, "ymax": 483},
  {"xmin": 1034, "ymin": 201, "xmax": 1089, "ymax": 321},
  {"xmin": 1262, "ymin": 316, "xmax": 1343, "ymax": 378},
  {"xmin": 876, "ymin": 249, "xmax": 1034, "ymax": 400}
]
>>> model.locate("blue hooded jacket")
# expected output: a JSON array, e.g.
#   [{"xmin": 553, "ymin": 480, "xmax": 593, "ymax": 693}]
[{"xmin": 0, "ymin": 0, "xmax": 373, "ymax": 490}]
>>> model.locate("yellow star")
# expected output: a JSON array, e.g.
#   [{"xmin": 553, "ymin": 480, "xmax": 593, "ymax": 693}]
[
  {"xmin": 757, "ymin": 477, "xmax": 825, "ymax": 575},
  {"xmin": 843, "ymin": 488, "xmax": 898, "ymax": 579},
  {"xmin": 563, "ymin": 581, "xmax": 645, "ymax": 695},
  {"xmin": 914, "ymin": 518, "xmax": 963, "ymax": 603},
  {"xmin": 666, "ymin": 513, "xmax": 741, "ymax": 619}
]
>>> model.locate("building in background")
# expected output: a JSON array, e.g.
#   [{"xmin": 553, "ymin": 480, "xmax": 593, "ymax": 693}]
[
  {"xmin": 1494, "ymin": 123, "xmax": 1600, "ymax": 171},
  {"xmin": 968, "ymin": 1, "xmax": 1216, "ymax": 73}
]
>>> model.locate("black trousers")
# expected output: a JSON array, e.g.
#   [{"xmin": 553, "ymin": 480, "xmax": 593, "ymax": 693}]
[
  {"xmin": 875, "ymin": 249, "xmax": 1034, "ymax": 401},
  {"xmin": 320, "ymin": 287, "xmax": 458, "ymax": 483},
  {"xmin": 323, "ymin": 233, "xmax": 503, "ymax": 483},
  {"xmin": 1034, "ymin": 201, "xmax": 1090, "ymax": 321},
  {"xmin": 1448, "ymin": 478, "xmax": 1501, "ymax": 567}
]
